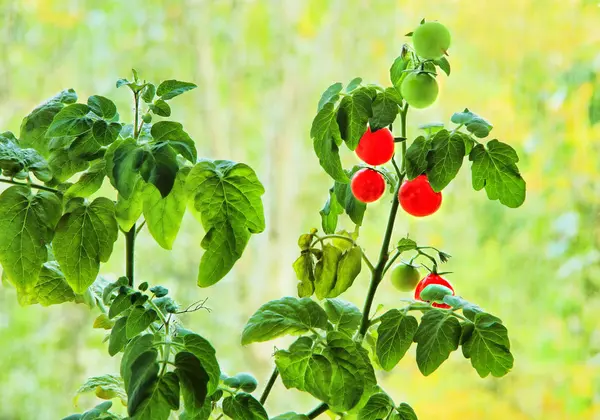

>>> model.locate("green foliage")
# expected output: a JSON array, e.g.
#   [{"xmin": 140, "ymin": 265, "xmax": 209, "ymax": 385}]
[
  {"xmin": 414, "ymin": 309, "xmax": 461, "ymax": 376},
  {"xmin": 376, "ymin": 310, "xmax": 418, "ymax": 371}
]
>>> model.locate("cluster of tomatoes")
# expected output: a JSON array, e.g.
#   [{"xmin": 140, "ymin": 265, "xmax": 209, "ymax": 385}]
[
  {"xmin": 390, "ymin": 263, "xmax": 454, "ymax": 308},
  {"xmin": 350, "ymin": 127, "xmax": 442, "ymax": 217}
]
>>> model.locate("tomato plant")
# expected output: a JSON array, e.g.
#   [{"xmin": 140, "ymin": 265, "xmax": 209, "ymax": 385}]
[{"xmin": 0, "ymin": 19, "xmax": 526, "ymax": 420}]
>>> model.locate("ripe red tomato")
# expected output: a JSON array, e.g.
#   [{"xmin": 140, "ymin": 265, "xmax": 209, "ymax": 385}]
[
  {"xmin": 414, "ymin": 273, "xmax": 454, "ymax": 308},
  {"xmin": 350, "ymin": 168, "xmax": 386, "ymax": 203},
  {"xmin": 355, "ymin": 127, "xmax": 395, "ymax": 166},
  {"xmin": 398, "ymin": 174, "xmax": 442, "ymax": 217}
]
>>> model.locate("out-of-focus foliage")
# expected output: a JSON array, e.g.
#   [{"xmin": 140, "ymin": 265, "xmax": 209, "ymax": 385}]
[{"xmin": 0, "ymin": 0, "xmax": 599, "ymax": 419}]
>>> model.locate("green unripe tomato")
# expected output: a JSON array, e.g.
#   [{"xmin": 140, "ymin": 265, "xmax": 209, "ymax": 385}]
[
  {"xmin": 390, "ymin": 263, "xmax": 420, "ymax": 291},
  {"xmin": 235, "ymin": 372, "xmax": 258, "ymax": 392},
  {"xmin": 412, "ymin": 21, "xmax": 451, "ymax": 60},
  {"xmin": 400, "ymin": 72, "xmax": 439, "ymax": 109},
  {"xmin": 142, "ymin": 113, "xmax": 152, "ymax": 123}
]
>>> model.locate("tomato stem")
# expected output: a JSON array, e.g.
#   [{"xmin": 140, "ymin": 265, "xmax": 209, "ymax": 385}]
[
  {"xmin": 0, "ymin": 177, "xmax": 59, "ymax": 193},
  {"xmin": 125, "ymin": 225, "xmax": 136, "ymax": 287}
]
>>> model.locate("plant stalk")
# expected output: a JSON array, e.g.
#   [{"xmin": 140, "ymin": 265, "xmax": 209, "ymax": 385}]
[
  {"xmin": 307, "ymin": 403, "xmax": 329, "ymax": 419},
  {"xmin": 259, "ymin": 367, "xmax": 280, "ymax": 405},
  {"xmin": 0, "ymin": 178, "xmax": 59, "ymax": 193},
  {"xmin": 126, "ymin": 224, "xmax": 135, "ymax": 287}
]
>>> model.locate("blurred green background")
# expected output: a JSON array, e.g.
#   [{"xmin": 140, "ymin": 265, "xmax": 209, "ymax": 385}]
[{"xmin": 1, "ymin": 0, "xmax": 599, "ymax": 419}]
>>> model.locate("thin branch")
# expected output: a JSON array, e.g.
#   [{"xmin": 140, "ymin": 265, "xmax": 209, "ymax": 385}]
[
  {"xmin": 259, "ymin": 367, "xmax": 279, "ymax": 405},
  {"xmin": 0, "ymin": 178, "xmax": 59, "ymax": 193}
]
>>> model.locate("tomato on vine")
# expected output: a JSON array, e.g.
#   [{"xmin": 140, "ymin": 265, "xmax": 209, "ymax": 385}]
[
  {"xmin": 399, "ymin": 174, "xmax": 442, "ymax": 217},
  {"xmin": 355, "ymin": 127, "xmax": 395, "ymax": 166},
  {"xmin": 412, "ymin": 21, "xmax": 451, "ymax": 60},
  {"xmin": 414, "ymin": 273, "xmax": 454, "ymax": 308},
  {"xmin": 350, "ymin": 168, "xmax": 385, "ymax": 203},
  {"xmin": 401, "ymin": 72, "xmax": 439, "ymax": 109},
  {"xmin": 390, "ymin": 263, "xmax": 420, "ymax": 291}
]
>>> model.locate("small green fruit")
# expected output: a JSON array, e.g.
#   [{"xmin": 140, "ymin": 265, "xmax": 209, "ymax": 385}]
[
  {"xmin": 400, "ymin": 72, "xmax": 439, "ymax": 109},
  {"xmin": 390, "ymin": 263, "xmax": 420, "ymax": 291},
  {"xmin": 142, "ymin": 113, "xmax": 152, "ymax": 123},
  {"xmin": 413, "ymin": 21, "xmax": 451, "ymax": 60}
]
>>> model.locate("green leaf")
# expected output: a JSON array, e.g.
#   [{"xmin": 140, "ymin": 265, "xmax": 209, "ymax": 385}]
[
  {"xmin": 369, "ymin": 88, "xmax": 401, "ymax": 131},
  {"xmin": 48, "ymin": 147, "xmax": 89, "ymax": 182},
  {"xmin": 33, "ymin": 262, "xmax": 77, "ymax": 306},
  {"xmin": 358, "ymin": 393, "xmax": 394, "ymax": 420},
  {"xmin": 376, "ymin": 309, "xmax": 418, "ymax": 371},
  {"xmin": 46, "ymin": 103, "xmax": 93, "ymax": 137},
  {"xmin": 140, "ymin": 143, "xmax": 179, "ymax": 198},
  {"xmin": 462, "ymin": 312, "xmax": 513, "ymax": 377},
  {"xmin": 76, "ymin": 401, "xmax": 117, "ymax": 420},
  {"xmin": 397, "ymin": 237, "xmax": 417, "ymax": 252},
  {"xmin": 121, "ymin": 334, "xmax": 155, "ymax": 390},
  {"xmin": 324, "ymin": 298, "xmax": 361, "ymax": 334},
  {"xmin": 105, "ymin": 138, "xmax": 146, "ymax": 199},
  {"xmin": 0, "ymin": 134, "xmax": 52, "ymax": 181},
  {"xmin": 181, "ymin": 333, "xmax": 221, "ymax": 395},
  {"xmin": 390, "ymin": 46, "xmax": 411, "ymax": 90},
  {"xmin": 310, "ymin": 102, "xmax": 348, "ymax": 183},
  {"xmin": 328, "ymin": 245, "xmax": 362, "ymax": 298},
  {"xmin": 332, "ymin": 167, "xmax": 367, "ymax": 226},
  {"xmin": 314, "ymin": 244, "xmax": 342, "ymax": 299},
  {"xmin": 53, "ymin": 197, "xmax": 119, "ymax": 293},
  {"xmin": 65, "ymin": 161, "xmax": 106, "ymax": 199},
  {"xmin": 103, "ymin": 276, "xmax": 129, "ymax": 304},
  {"xmin": 320, "ymin": 187, "xmax": 344, "ymax": 234},
  {"xmin": 150, "ymin": 121, "xmax": 197, "ymax": 163},
  {"xmin": 109, "ymin": 316, "xmax": 129, "ymax": 356},
  {"xmin": 469, "ymin": 140, "xmax": 526, "ymax": 208},
  {"xmin": 293, "ymin": 252, "xmax": 316, "ymax": 298},
  {"xmin": 346, "ymin": 77, "xmax": 363, "ymax": 93},
  {"xmin": 156, "ymin": 79, "xmax": 197, "ymax": 100},
  {"xmin": 143, "ymin": 167, "xmax": 188, "ymax": 250},
  {"xmin": 127, "ymin": 349, "xmax": 160, "ymax": 414},
  {"xmin": 75, "ymin": 374, "xmax": 127, "ymax": 406},
  {"xmin": 405, "ymin": 136, "xmax": 432, "ymax": 180},
  {"xmin": 450, "ymin": 109, "xmax": 493, "ymax": 138},
  {"xmin": 395, "ymin": 403, "xmax": 418, "ymax": 420},
  {"xmin": 186, "ymin": 160, "xmax": 265, "ymax": 287},
  {"xmin": 426, "ymin": 130, "xmax": 465, "ymax": 192},
  {"xmin": 19, "ymin": 90, "xmax": 76, "ymax": 157},
  {"xmin": 317, "ymin": 82, "xmax": 343, "ymax": 111},
  {"xmin": 87, "ymin": 96, "xmax": 117, "ymax": 119},
  {"xmin": 149, "ymin": 99, "xmax": 172, "ymax": 117},
  {"xmin": 241, "ymin": 297, "xmax": 328, "ymax": 344},
  {"xmin": 175, "ymin": 351, "xmax": 209, "ymax": 414},
  {"xmin": 141, "ymin": 83, "xmax": 156, "ymax": 103},
  {"xmin": 414, "ymin": 309, "xmax": 461, "ymax": 376},
  {"xmin": 275, "ymin": 337, "xmax": 332, "ymax": 403},
  {"xmin": 116, "ymin": 179, "xmax": 145, "ymax": 232},
  {"xmin": 93, "ymin": 314, "xmax": 114, "ymax": 330},
  {"xmin": 92, "ymin": 120, "xmax": 121, "ymax": 146},
  {"xmin": 336, "ymin": 88, "xmax": 373, "ymax": 150},
  {"xmin": 223, "ymin": 393, "xmax": 268, "ymax": 420},
  {"xmin": 126, "ymin": 306, "xmax": 158, "ymax": 339},
  {"xmin": 149, "ymin": 285, "xmax": 168, "ymax": 298},
  {"xmin": 434, "ymin": 57, "xmax": 451, "ymax": 76},
  {"xmin": 0, "ymin": 186, "xmax": 61, "ymax": 300}
]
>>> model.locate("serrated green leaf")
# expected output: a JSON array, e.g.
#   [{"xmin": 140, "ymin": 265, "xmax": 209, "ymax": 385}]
[
  {"xmin": 405, "ymin": 136, "xmax": 432, "ymax": 180},
  {"xmin": 426, "ymin": 130, "xmax": 465, "ymax": 192},
  {"xmin": 143, "ymin": 167, "xmax": 187, "ymax": 250},
  {"xmin": 324, "ymin": 299, "xmax": 361, "ymax": 334},
  {"xmin": 109, "ymin": 292, "xmax": 133, "ymax": 319},
  {"xmin": 102, "ymin": 276, "xmax": 129, "ymax": 304},
  {"xmin": 414, "ymin": 309, "xmax": 461, "ymax": 376},
  {"xmin": 139, "ymin": 143, "xmax": 179, "ymax": 198},
  {"xmin": 223, "ymin": 393, "xmax": 268, "ymax": 420},
  {"xmin": 369, "ymin": 88, "xmax": 402, "ymax": 131},
  {"xmin": 87, "ymin": 96, "xmax": 117, "ymax": 119},
  {"xmin": 0, "ymin": 186, "xmax": 61, "ymax": 300},
  {"xmin": 126, "ymin": 306, "xmax": 158, "ymax": 338},
  {"xmin": 150, "ymin": 121, "xmax": 197, "ymax": 163},
  {"xmin": 333, "ymin": 166, "xmax": 367, "ymax": 226},
  {"xmin": 462, "ymin": 312, "xmax": 513, "ymax": 377},
  {"xmin": 390, "ymin": 46, "xmax": 412, "ymax": 93},
  {"xmin": 310, "ymin": 102, "xmax": 348, "ymax": 183},
  {"xmin": 141, "ymin": 83, "xmax": 156, "ymax": 103},
  {"xmin": 434, "ymin": 57, "xmax": 451, "ymax": 76},
  {"xmin": 395, "ymin": 403, "xmax": 418, "ymax": 420},
  {"xmin": 91, "ymin": 120, "xmax": 121, "ymax": 146},
  {"xmin": 320, "ymin": 187, "xmax": 344, "ymax": 234},
  {"xmin": 0, "ymin": 135, "xmax": 52, "ymax": 181},
  {"xmin": 121, "ymin": 334, "xmax": 155, "ymax": 390},
  {"xmin": 376, "ymin": 309, "xmax": 418, "ymax": 371},
  {"xmin": 53, "ymin": 197, "xmax": 119, "ymax": 293},
  {"xmin": 46, "ymin": 103, "xmax": 93, "ymax": 137},
  {"xmin": 242, "ymin": 297, "xmax": 328, "ymax": 344},
  {"xmin": 33, "ymin": 261, "xmax": 77, "ymax": 306},
  {"xmin": 180, "ymin": 333, "xmax": 221, "ymax": 395},
  {"xmin": 186, "ymin": 159, "xmax": 265, "ymax": 287},
  {"xmin": 149, "ymin": 99, "xmax": 171, "ymax": 117},
  {"xmin": 109, "ymin": 316, "xmax": 129, "ymax": 356},
  {"xmin": 48, "ymin": 146, "xmax": 89, "ymax": 182},
  {"xmin": 314, "ymin": 244, "xmax": 342, "ymax": 299},
  {"xmin": 397, "ymin": 237, "xmax": 417, "ymax": 252},
  {"xmin": 328, "ymin": 246, "xmax": 361, "ymax": 298},
  {"xmin": 337, "ymin": 89, "xmax": 373, "ymax": 150},
  {"xmin": 105, "ymin": 138, "xmax": 146, "ymax": 199},
  {"xmin": 65, "ymin": 161, "xmax": 106, "ymax": 199},
  {"xmin": 93, "ymin": 313, "xmax": 114, "ymax": 330},
  {"xmin": 293, "ymin": 252, "xmax": 316, "ymax": 298},
  {"xmin": 466, "ymin": 117, "xmax": 493, "ymax": 138},
  {"xmin": 156, "ymin": 79, "xmax": 197, "ymax": 100},
  {"xmin": 317, "ymin": 82, "xmax": 343, "ymax": 111},
  {"xmin": 175, "ymin": 351, "xmax": 209, "ymax": 414},
  {"xmin": 115, "ymin": 179, "xmax": 145, "ymax": 232},
  {"xmin": 358, "ymin": 393, "xmax": 394, "ymax": 420},
  {"xmin": 75, "ymin": 374, "xmax": 127, "ymax": 406},
  {"xmin": 469, "ymin": 140, "xmax": 526, "ymax": 208}
]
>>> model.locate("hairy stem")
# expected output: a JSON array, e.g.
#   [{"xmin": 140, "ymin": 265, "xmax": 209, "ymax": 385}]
[
  {"xmin": 307, "ymin": 403, "xmax": 329, "ymax": 419},
  {"xmin": 125, "ymin": 225, "xmax": 135, "ymax": 287},
  {"xmin": 259, "ymin": 367, "xmax": 279, "ymax": 405},
  {"xmin": 133, "ymin": 91, "xmax": 140, "ymax": 139},
  {"xmin": 0, "ymin": 178, "xmax": 59, "ymax": 193}
]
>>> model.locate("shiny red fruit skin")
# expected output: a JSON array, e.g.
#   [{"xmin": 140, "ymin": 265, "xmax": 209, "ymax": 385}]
[
  {"xmin": 399, "ymin": 174, "xmax": 442, "ymax": 217},
  {"xmin": 355, "ymin": 127, "xmax": 395, "ymax": 166},
  {"xmin": 350, "ymin": 168, "xmax": 386, "ymax": 203},
  {"xmin": 414, "ymin": 273, "xmax": 454, "ymax": 309}
]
